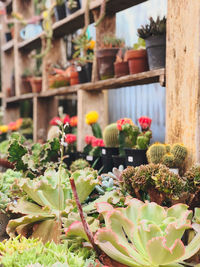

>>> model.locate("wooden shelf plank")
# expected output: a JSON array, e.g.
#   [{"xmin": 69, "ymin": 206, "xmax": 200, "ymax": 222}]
[
  {"xmin": 2, "ymin": 40, "xmax": 14, "ymax": 52},
  {"xmin": 5, "ymin": 93, "xmax": 37, "ymax": 104},
  {"xmin": 18, "ymin": 0, "xmax": 147, "ymax": 52}
]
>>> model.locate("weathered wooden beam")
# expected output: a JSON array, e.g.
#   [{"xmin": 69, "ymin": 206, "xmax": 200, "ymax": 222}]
[{"xmin": 166, "ymin": 0, "xmax": 200, "ymax": 168}]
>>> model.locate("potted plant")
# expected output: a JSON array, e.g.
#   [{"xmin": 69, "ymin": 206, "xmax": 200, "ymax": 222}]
[
  {"xmin": 54, "ymin": 0, "xmax": 67, "ymax": 21},
  {"xmin": 73, "ymin": 33, "xmax": 95, "ymax": 83},
  {"xmin": 5, "ymin": 23, "xmax": 14, "ymax": 42},
  {"xmin": 147, "ymin": 142, "xmax": 188, "ymax": 174},
  {"xmin": 114, "ymin": 48, "xmax": 129, "ymax": 78},
  {"xmin": 29, "ymin": 68, "xmax": 42, "ymax": 93},
  {"xmin": 125, "ymin": 37, "xmax": 149, "ymax": 74},
  {"xmin": 97, "ymin": 35, "xmax": 125, "ymax": 80},
  {"xmin": 21, "ymin": 68, "xmax": 32, "ymax": 94},
  {"xmin": 85, "ymin": 137, "xmax": 104, "ymax": 171},
  {"xmin": 101, "ymin": 123, "xmax": 119, "ymax": 172},
  {"xmin": 48, "ymin": 64, "xmax": 70, "ymax": 88},
  {"xmin": 137, "ymin": 16, "xmax": 166, "ymax": 70},
  {"xmin": 65, "ymin": 0, "xmax": 81, "ymax": 15},
  {"xmin": 64, "ymin": 133, "xmax": 77, "ymax": 167}
]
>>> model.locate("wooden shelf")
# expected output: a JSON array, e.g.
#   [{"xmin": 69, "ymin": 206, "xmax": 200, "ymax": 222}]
[
  {"xmin": 5, "ymin": 93, "xmax": 37, "ymax": 104},
  {"xmin": 5, "ymin": 0, "xmax": 12, "ymax": 13},
  {"xmin": 2, "ymin": 40, "xmax": 14, "ymax": 52},
  {"xmin": 18, "ymin": 0, "xmax": 147, "ymax": 52}
]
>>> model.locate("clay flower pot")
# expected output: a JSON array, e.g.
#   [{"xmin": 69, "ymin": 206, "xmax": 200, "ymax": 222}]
[
  {"xmin": 70, "ymin": 71, "xmax": 79, "ymax": 85},
  {"xmin": 114, "ymin": 61, "xmax": 129, "ymax": 78},
  {"xmin": 29, "ymin": 77, "xmax": 42, "ymax": 93},
  {"xmin": 97, "ymin": 48, "xmax": 119, "ymax": 80},
  {"xmin": 49, "ymin": 74, "xmax": 70, "ymax": 88},
  {"xmin": 126, "ymin": 49, "xmax": 148, "ymax": 74}
]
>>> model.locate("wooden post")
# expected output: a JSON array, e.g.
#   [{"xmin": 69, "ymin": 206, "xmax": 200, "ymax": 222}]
[
  {"xmin": 77, "ymin": 11, "xmax": 115, "ymax": 151},
  {"xmin": 166, "ymin": 0, "xmax": 200, "ymax": 168}
]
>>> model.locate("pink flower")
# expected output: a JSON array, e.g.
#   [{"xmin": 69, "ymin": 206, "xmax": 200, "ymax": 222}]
[
  {"xmin": 138, "ymin": 116, "xmax": 152, "ymax": 130},
  {"xmin": 117, "ymin": 118, "xmax": 134, "ymax": 131},
  {"xmin": 50, "ymin": 117, "xmax": 62, "ymax": 126},
  {"xmin": 63, "ymin": 115, "xmax": 70, "ymax": 125},
  {"xmin": 85, "ymin": 135, "xmax": 95, "ymax": 145},
  {"xmin": 92, "ymin": 138, "xmax": 105, "ymax": 147},
  {"xmin": 65, "ymin": 134, "xmax": 77, "ymax": 144}
]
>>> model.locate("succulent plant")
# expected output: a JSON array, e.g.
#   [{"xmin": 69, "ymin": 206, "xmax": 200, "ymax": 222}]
[
  {"xmin": 102, "ymin": 35, "xmax": 125, "ymax": 48},
  {"xmin": 137, "ymin": 16, "xmax": 167, "ymax": 39},
  {"xmin": 103, "ymin": 123, "xmax": 119, "ymax": 147},
  {"xmin": 147, "ymin": 143, "xmax": 166, "ymax": 164},
  {"xmin": 70, "ymin": 159, "xmax": 90, "ymax": 172},
  {"xmin": 66, "ymin": 199, "xmax": 200, "ymax": 267},
  {"xmin": 136, "ymin": 131, "xmax": 151, "ymax": 150},
  {"xmin": 121, "ymin": 166, "xmax": 136, "ymax": 194},
  {"xmin": 162, "ymin": 153, "xmax": 175, "ymax": 168},
  {"xmin": 171, "ymin": 143, "xmax": 188, "ymax": 167}
]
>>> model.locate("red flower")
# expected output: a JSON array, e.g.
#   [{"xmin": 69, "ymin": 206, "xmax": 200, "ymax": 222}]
[
  {"xmin": 138, "ymin": 116, "xmax": 152, "ymax": 130},
  {"xmin": 70, "ymin": 116, "xmax": 78, "ymax": 127},
  {"xmin": 50, "ymin": 117, "xmax": 62, "ymax": 126},
  {"xmin": 65, "ymin": 134, "xmax": 77, "ymax": 144},
  {"xmin": 8, "ymin": 122, "xmax": 18, "ymax": 131},
  {"xmin": 85, "ymin": 135, "xmax": 95, "ymax": 145},
  {"xmin": 63, "ymin": 115, "xmax": 70, "ymax": 125},
  {"xmin": 92, "ymin": 138, "xmax": 105, "ymax": 147},
  {"xmin": 117, "ymin": 118, "xmax": 134, "ymax": 131}
]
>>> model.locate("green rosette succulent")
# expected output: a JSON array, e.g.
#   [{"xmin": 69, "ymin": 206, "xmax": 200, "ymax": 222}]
[{"xmin": 70, "ymin": 159, "xmax": 90, "ymax": 172}]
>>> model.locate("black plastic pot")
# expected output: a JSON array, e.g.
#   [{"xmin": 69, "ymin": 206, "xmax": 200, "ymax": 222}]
[
  {"xmin": 97, "ymin": 48, "xmax": 119, "ymax": 80},
  {"xmin": 76, "ymin": 151, "xmax": 86, "ymax": 159},
  {"xmin": 85, "ymin": 155, "xmax": 102, "ymax": 171},
  {"xmin": 112, "ymin": 155, "xmax": 126, "ymax": 169},
  {"xmin": 101, "ymin": 147, "xmax": 119, "ymax": 156},
  {"xmin": 64, "ymin": 152, "xmax": 77, "ymax": 168},
  {"xmin": 124, "ymin": 148, "xmax": 148, "ymax": 167},
  {"xmin": 5, "ymin": 32, "xmax": 12, "ymax": 42},
  {"xmin": 77, "ymin": 63, "xmax": 93, "ymax": 83},
  {"xmin": 65, "ymin": 0, "xmax": 81, "ymax": 15},
  {"xmin": 145, "ymin": 34, "xmax": 166, "ymax": 70},
  {"xmin": 101, "ymin": 147, "xmax": 119, "ymax": 173},
  {"xmin": 54, "ymin": 3, "xmax": 67, "ymax": 21}
]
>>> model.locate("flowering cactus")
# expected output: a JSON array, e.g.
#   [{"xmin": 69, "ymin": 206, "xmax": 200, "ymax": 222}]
[
  {"xmin": 138, "ymin": 116, "xmax": 152, "ymax": 131},
  {"xmin": 85, "ymin": 111, "xmax": 102, "ymax": 138}
]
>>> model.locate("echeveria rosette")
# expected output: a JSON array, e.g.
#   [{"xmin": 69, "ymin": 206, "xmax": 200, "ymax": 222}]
[{"xmin": 94, "ymin": 199, "xmax": 200, "ymax": 267}]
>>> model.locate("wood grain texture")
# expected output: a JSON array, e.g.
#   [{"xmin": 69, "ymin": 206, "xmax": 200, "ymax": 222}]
[{"xmin": 166, "ymin": 0, "xmax": 200, "ymax": 168}]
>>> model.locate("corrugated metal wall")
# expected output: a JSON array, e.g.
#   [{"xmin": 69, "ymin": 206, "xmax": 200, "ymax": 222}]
[{"xmin": 108, "ymin": 0, "xmax": 167, "ymax": 142}]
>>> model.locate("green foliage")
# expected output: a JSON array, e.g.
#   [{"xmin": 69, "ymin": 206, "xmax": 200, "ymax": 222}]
[
  {"xmin": 162, "ymin": 153, "xmax": 175, "ymax": 168},
  {"xmin": 0, "ymin": 140, "xmax": 10, "ymax": 156},
  {"xmin": 103, "ymin": 123, "xmax": 119, "ymax": 148},
  {"xmin": 70, "ymin": 159, "xmax": 90, "ymax": 172},
  {"xmin": 73, "ymin": 33, "xmax": 94, "ymax": 64},
  {"xmin": 93, "ymin": 200, "xmax": 200, "ymax": 267},
  {"xmin": 0, "ymin": 236, "xmax": 95, "ymax": 267},
  {"xmin": 133, "ymin": 37, "xmax": 146, "ymax": 50},
  {"xmin": 91, "ymin": 123, "xmax": 102, "ymax": 138},
  {"xmin": 184, "ymin": 165, "xmax": 200, "ymax": 193},
  {"xmin": 8, "ymin": 133, "xmax": 60, "ymax": 178},
  {"xmin": 138, "ymin": 16, "xmax": 166, "ymax": 39},
  {"xmin": 102, "ymin": 35, "xmax": 125, "ymax": 48}
]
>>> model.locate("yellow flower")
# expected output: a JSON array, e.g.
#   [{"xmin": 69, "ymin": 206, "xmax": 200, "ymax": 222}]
[
  {"xmin": 88, "ymin": 40, "xmax": 95, "ymax": 50},
  {"xmin": 0, "ymin": 125, "xmax": 8, "ymax": 133},
  {"xmin": 42, "ymin": 11, "xmax": 48, "ymax": 19},
  {"xmin": 85, "ymin": 111, "xmax": 99, "ymax": 125}
]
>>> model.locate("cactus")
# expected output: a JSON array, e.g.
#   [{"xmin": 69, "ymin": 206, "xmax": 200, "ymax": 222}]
[
  {"xmin": 165, "ymin": 144, "xmax": 171, "ymax": 153},
  {"xmin": 70, "ymin": 159, "xmax": 90, "ymax": 172},
  {"xmin": 147, "ymin": 143, "xmax": 166, "ymax": 164},
  {"xmin": 171, "ymin": 143, "xmax": 187, "ymax": 167},
  {"xmin": 103, "ymin": 123, "xmax": 119, "ymax": 147},
  {"xmin": 136, "ymin": 130, "xmax": 152, "ymax": 150},
  {"xmin": 162, "ymin": 153, "xmax": 175, "ymax": 168}
]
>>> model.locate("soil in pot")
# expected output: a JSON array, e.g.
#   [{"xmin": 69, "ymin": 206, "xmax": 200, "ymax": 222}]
[
  {"xmin": 54, "ymin": 4, "xmax": 67, "ymax": 21},
  {"xmin": 97, "ymin": 48, "xmax": 119, "ymax": 80},
  {"xmin": 145, "ymin": 34, "xmax": 166, "ymax": 70},
  {"xmin": 114, "ymin": 61, "xmax": 129, "ymax": 77},
  {"xmin": 29, "ymin": 77, "xmax": 42, "ymax": 93},
  {"xmin": 65, "ymin": 0, "xmax": 81, "ymax": 15},
  {"xmin": 112, "ymin": 155, "xmax": 126, "ymax": 168},
  {"xmin": 125, "ymin": 148, "xmax": 148, "ymax": 167},
  {"xmin": 85, "ymin": 155, "xmax": 102, "ymax": 171},
  {"xmin": 126, "ymin": 49, "xmax": 148, "ymax": 74}
]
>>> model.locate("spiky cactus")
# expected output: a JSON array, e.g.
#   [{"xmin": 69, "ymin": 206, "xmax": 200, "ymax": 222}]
[
  {"xmin": 103, "ymin": 123, "xmax": 119, "ymax": 147},
  {"xmin": 171, "ymin": 143, "xmax": 187, "ymax": 167},
  {"xmin": 147, "ymin": 143, "xmax": 166, "ymax": 164},
  {"xmin": 165, "ymin": 144, "xmax": 171, "ymax": 153},
  {"xmin": 162, "ymin": 153, "xmax": 175, "ymax": 168},
  {"xmin": 70, "ymin": 159, "xmax": 90, "ymax": 172},
  {"xmin": 136, "ymin": 130, "xmax": 152, "ymax": 150}
]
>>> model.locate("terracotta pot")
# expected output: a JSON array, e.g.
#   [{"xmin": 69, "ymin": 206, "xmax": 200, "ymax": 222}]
[
  {"xmin": 21, "ymin": 77, "xmax": 32, "ymax": 94},
  {"xmin": 114, "ymin": 61, "xmax": 129, "ymax": 77},
  {"xmin": 49, "ymin": 74, "xmax": 70, "ymax": 88},
  {"xmin": 126, "ymin": 49, "xmax": 148, "ymax": 74},
  {"xmin": 70, "ymin": 70, "xmax": 79, "ymax": 85},
  {"xmin": 29, "ymin": 77, "xmax": 42, "ymax": 93},
  {"xmin": 97, "ymin": 48, "xmax": 119, "ymax": 80}
]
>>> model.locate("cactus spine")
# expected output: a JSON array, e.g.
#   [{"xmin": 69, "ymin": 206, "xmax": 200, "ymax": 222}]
[
  {"xmin": 147, "ymin": 143, "xmax": 166, "ymax": 164},
  {"xmin": 103, "ymin": 123, "xmax": 119, "ymax": 147},
  {"xmin": 171, "ymin": 143, "xmax": 188, "ymax": 167},
  {"xmin": 162, "ymin": 153, "xmax": 175, "ymax": 168}
]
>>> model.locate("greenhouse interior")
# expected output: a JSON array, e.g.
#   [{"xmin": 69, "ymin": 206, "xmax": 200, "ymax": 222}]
[{"xmin": 0, "ymin": 0, "xmax": 199, "ymax": 266}]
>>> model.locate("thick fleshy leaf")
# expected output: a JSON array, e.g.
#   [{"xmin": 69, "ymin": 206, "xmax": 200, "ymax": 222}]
[
  {"xmin": 165, "ymin": 222, "xmax": 191, "ymax": 247},
  {"xmin": 65, "ymin": 221, "xmax": 89, "ymax": 241},
  {"xmin": 121, "ymin": 198, "xmax": 144, "ymax": 224},
  {"xmin": 7, "ymin": 214, "xmax": 54, "ymax": 237},
  {"xmin": 147, "ymin": 237, "xmax": 185, "ymax": 265},
  {"xmin": 95, "ymin": 228, "xmax": 149, "ymax": 266},
  {"xmin": 178, "ymin": 225, "xmax": 200, "ymax": 261},
  {"xmin": 96, "ymin": 202, "xmax": 114, "ymax": 213},
  {"xmin": 167, "ymin": 204, "xmax": 190, "ymax": 219},
  {"xmin": 31, "ymin": 219, "xmax": 61, "ymax": 244},
  {"xmin": 194, "ymin": 208, "xmax": 200, "ymax": 224},
  {"xmin": 139, "ymin": 202, "xmax": 166, "ymax": 225}
]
